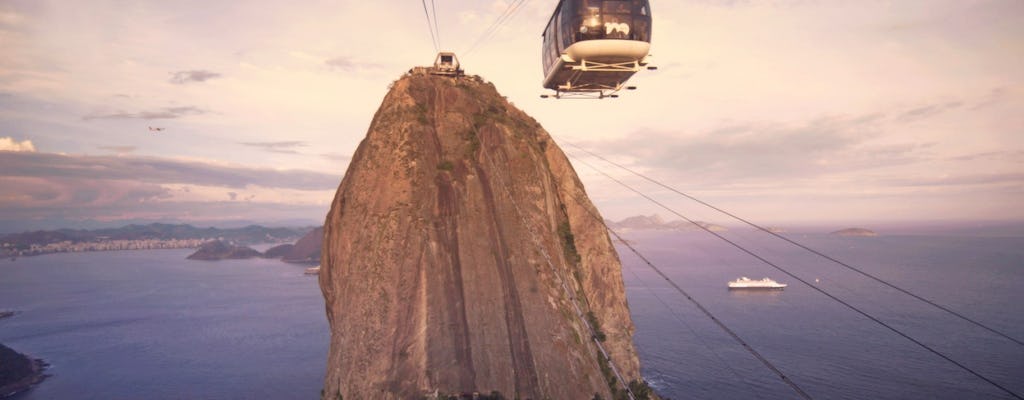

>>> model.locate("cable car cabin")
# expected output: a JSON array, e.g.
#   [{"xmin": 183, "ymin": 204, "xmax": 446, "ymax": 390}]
[
  {"xmin": 433, "ymin": 52, "xmax": 464, "ymax": 76},
  {"xmin": 542, "ymin": 0, "xmax": 653, "ymax": 98}
]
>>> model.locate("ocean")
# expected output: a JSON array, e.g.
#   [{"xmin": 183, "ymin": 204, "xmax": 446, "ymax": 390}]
[{"xmin": 1, "ymin": 230, "xmax": 1022, "ymax": 399}]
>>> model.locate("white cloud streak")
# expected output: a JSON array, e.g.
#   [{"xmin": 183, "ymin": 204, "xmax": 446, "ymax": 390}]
[{"xmin": 0, "ymin": 136, "xmax": 35, "ymax": 152}]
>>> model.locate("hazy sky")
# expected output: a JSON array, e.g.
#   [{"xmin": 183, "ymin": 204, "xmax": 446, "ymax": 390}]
[{"xmin": 1, "ymin": 0, "xmax": 1022, "ymax": 231}]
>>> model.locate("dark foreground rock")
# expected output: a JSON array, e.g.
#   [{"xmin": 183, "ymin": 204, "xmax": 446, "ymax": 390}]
[
  {"xmin": 320, "ymin": 73, "xmax": 649, "ymax": 399},
  {"xmin": 0, "ymin": 344, "xmax": 47, "ymax": 398},
  {"xmin": 186, "ymin": 240, "xmax": 261, "ymax": 260}
]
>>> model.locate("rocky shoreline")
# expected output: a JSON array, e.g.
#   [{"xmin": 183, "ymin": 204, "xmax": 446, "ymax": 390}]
[{"xmin": 0, "ymin": 344, "xmax": 49, "ymax": 398}]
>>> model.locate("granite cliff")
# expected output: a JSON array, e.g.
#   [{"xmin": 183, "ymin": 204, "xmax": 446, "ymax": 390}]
[{"xmin": 320, "ymin": 74, "xmax": 647, "ymax": 399}]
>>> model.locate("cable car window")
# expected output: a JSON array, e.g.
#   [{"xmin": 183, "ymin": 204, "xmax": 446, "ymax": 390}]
[
  {"xmin": 579, "ymin": 6, "xmax": 603, "ymax": 40},
  {"xmin": 602, "ymin": 1, "xmax": 629, "ymax": 13},
  {"xmin": 560, "ymin": 0, "xmax": 577, "ymax": 48}
]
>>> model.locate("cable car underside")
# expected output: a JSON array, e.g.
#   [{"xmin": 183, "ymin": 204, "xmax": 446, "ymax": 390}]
[{"xmin": 543, "ymin": 41, "xmax": 653, "ymax": 99}]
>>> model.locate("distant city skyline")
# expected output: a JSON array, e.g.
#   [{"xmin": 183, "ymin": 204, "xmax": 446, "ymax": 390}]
[{"xmin": 1, "ymin": 0, "xmax": 1022, "ymax": 230}]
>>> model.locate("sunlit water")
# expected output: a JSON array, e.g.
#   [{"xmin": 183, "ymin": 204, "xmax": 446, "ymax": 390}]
[{"xmin": 1, "ymin": 232, "xmax": 1022, "ymax": 399}]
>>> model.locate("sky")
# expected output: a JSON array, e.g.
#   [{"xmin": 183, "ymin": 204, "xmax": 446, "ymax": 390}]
[{"xmin": 1, "ymin": 0, "xmax": 1022, "ymax": 232}]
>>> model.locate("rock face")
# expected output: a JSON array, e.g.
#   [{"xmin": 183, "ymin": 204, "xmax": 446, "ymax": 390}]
[
  {"xmin": 186, "ymin": 240, "xmax": 261, "ymax": 260},
  {"xmin": 320, "ymin": 74, "xmax": 643, "ymax": 399}
]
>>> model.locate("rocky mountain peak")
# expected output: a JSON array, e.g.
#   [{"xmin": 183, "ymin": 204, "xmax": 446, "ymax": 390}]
[{"xmin": 319, "ymin": 73, "xmax": 647, "ymax": 399}]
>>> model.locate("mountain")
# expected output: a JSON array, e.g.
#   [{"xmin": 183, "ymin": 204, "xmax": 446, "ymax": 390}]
[
  {"xmin": 607, "ymin": 214, "xmax": 728, "ymax": 232},
  {"xmin": 319, "ymin": 73, "xmax": 649, "ymax": 399},
  {"xmin": 282, "ymin": 227, "xmax": 322, "ymax": 264},
  {"xmin": 0, "ymin": 223, "xmax": 312, "ymax": 250},
  {"xmin": 262, "ymin": 227, "xmax": 323, "ymax": 264},
  {"xmin": 186, "ymin": 240, "xmax": 261, "ymax": 261}
]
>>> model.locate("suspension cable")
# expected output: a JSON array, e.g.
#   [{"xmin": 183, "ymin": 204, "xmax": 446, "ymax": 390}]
[
  {"xmin": 431, "ymin": 0, "xmax": 442, "ymax": 49},
  {"xmin": 619, "ymin": 260, "xmax": 768, "ymax": 400},
  {"xmin": 567, "ymin": 153, "xmax": 1024, "ymax": 400},
  {"xmin": 464, "ymin": 0, "xmax": 529, "ymax": 56},
  {"xmin": 421, "ymin": 0, "xmax": 440, "ymax": 52},
  {"xmin": 565, "ymin": 141, "xmax": 1024, "ymax": 348},
  {"xmin": 557, "ymin": 179, "xmax": 813, "ymax": 400}
]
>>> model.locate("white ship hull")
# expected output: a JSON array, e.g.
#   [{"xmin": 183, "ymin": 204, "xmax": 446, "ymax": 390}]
[{"xmin": 728, "ymin": 277, "xmax": 787, "ymax": 290}]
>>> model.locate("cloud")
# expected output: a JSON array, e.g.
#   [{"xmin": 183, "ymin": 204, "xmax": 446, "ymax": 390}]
[
  {"xmin": 879, "ymin": 172, "xmax": 1024, "ymax": 188},
  {"xmin": 239, "ymin": 141, "xmax": 307, "ymax": 154},
  {"xmin": 0, "ymin": 151, "xmax": 339, "ymax": 190},
  {"xmin": 0, "ymin": 151, "xmax": 339, "ymax": 230},
  {"xmin": 83, "ymin": 106, "xmax": 206, "ymax": 121},
  {"xmin": 896, "ymin": 101, "xmax": 963, "ymax": 123},
  {"xmin": 0, "ymin": 137, "xmax": 36, "ymax": 152},
  {"xmin": 98, "ymin": 145, "xmax": 137, "ymax": 154},
  {"xmin": 949, "ymin": 150, "xmax": 1024, "ymax": 162},
  {"xmin": 321, "ymin": 152, "xmax": 352, "ymax": 162},
  {"xmin": 576, "ymin": 113, "xmax": 923, "ymax": 185},
  {"xmin": 169, "ymin": 70, "xmax": 222, "ymax": 84},
  {"xmin": 324, "ymin": 56, "xmax": 380, "ymax": 72}
]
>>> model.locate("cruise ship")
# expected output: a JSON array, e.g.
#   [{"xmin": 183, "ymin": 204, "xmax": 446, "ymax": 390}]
[{"xmin": 728, "ymin": 277, "xmax": 787, "ymax": 290}]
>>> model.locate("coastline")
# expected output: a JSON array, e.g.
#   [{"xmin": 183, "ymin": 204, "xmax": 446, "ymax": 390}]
[{"xmin": 0, "ymin": 345, "xmax": 49, "ymax": 398}]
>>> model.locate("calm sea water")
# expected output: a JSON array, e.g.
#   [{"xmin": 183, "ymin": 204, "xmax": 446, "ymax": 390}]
[
  {"xmin": 0, "ymin": 249, "xmax": 328, "ymax": 400},
  {"xmin": 1, "ymin": 231, "xmax": 1022, "ymax": 399},
  {"xmin": 622, "ymin": 230, "xmax": 1024, "ymax": 400}
]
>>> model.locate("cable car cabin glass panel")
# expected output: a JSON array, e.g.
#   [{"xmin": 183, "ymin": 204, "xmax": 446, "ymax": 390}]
[
  {"xmin": 566, "ymin": 0, "xmax": 652, "ymax": 44},
  {"xmin": 542, "ymin": 13, "xmax": 560, "ymax": 74},
  {"xmin": 541, "ymin": 0, "xmax": 651, "ymax": 86}
]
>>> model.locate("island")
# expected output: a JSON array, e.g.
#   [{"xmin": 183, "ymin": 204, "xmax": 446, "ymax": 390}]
[
  {"xmin": 186, "ymin": 240, "xmax": 262, "ymax": 261},
  {"xmin": 262, "ymin": 227, "xmax": 322, "ymax": 265},
  {"xmin": 0, "ymin": 344, "xmax": 47, "ymax": 397},
  {"xmin": 607, "ymin": 215, "xmax": 728, "ymax": 232},
  {"xmin": 830, "ymin": 228, "xmax": 878, "ymax": 237}
]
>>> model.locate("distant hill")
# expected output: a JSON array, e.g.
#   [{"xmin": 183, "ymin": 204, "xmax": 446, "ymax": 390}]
[
  {"xmin": 261, "ymin": 227, "xmax": 323, "ymax": 265},
  {"xmin": 830, "ymin": 228, "xmax": 878, "ymax": 237},
  {"xmin": 0, "ymin": 223, "xmax": 313, "ymax": 250},
  {"xmin": 282, "ymin": 227, "xmax": 322, "ymax": 264},
  {"xmin": 607, "ymin": 215, "xmax": 727, "ymax": 232},
  {"xmin": 186, "ymin": 240, "xmax": 262, "ymax": 261}
]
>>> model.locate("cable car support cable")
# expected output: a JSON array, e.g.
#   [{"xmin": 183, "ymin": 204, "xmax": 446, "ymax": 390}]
[
  {"xmin": 431, "ymin": 0, "xmax": 441, "ymax": 49},
  {"xmin": 556, "ymin": 179, "xmax": 813, "ymax": 400},
  {"xmin": 464, "ymin": 0, "xmax": 530, "ymax": 56},
  {"xmin": 420, "ymin": 0, "xmax": 440, "ymax": 52},
  {"xmin": 565, "ymin": 141, "xmax": 1024, "ymax": 348},
  {"xmin": 567, "ymin": 153, "xmax": 1024, "ymax": 400}
]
